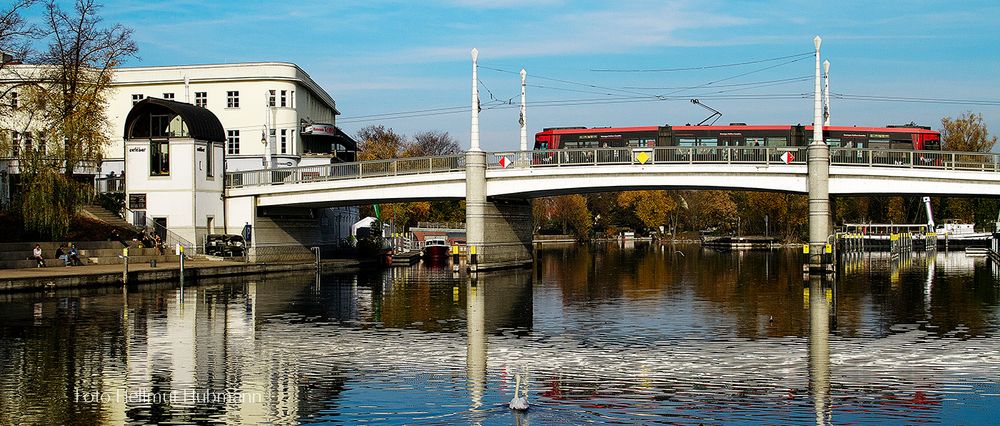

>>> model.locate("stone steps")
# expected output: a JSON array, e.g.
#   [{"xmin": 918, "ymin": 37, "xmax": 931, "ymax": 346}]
[
  {"xmin": 79, "ymin": 204, "xmax": 133, "ymax": 229},
  {"xmin": 0, "ymin": 254, "xmax": 181, "ymax": 269},
  {"xmin": 0, "ymin": 240, "xmax": 178, "ymax": 270}
]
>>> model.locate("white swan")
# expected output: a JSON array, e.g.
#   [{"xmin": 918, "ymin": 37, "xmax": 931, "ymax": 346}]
[{"xmin": 509, "ymin": 373, "xmax": 529, "ymax": 411}]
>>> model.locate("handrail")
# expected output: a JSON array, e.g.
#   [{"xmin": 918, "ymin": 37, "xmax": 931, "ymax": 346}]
[
  {"xmin": 225, "ymin": 154, "xmax": 466, "ymax": 189},
  {"xmin": 122, "ymin": 206, "xmax": 198, "ymax": 255},
  {"xmin": 223, "ymin": 147, "xmax": 1000, "ymax": 190}
]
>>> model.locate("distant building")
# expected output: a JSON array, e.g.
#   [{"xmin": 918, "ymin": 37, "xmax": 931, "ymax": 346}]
[
  {"xmin": 106, "ymin": 62, "xmax": 357, "ymax": 173},
  {"xmin": 1, "ymin": 62, "xmax": 358, "ymax": 242},
  {"xmin": 2, "ymin": 62, "xmax": 357, "ymax": 174}
]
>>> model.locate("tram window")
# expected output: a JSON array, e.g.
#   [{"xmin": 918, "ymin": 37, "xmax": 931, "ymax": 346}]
[
  {"xmin": 628, "ymin": 139, "xmax": 641, "ymax": 147},
  {"xmin": 678, "ymin": 138, "xmax": 697, "ymax": 147},
  {"xmin": 765, "ymin": 137, "xmax": 787, "ymax": 147},
  {"xmin": 891, "ymin": 140, "xmax": 913, "ymax": 150},
  {"xmin": 747, "ymin": 137, "xmax": 764, "ymax": 146},
  {"xmin": 698, "ymin": 138, "xmax": 718, "ymax": 146}
]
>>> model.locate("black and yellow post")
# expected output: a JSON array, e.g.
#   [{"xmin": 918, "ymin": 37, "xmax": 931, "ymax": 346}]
[
  {"xmin": 469, "ymin": 245, "xmax": 478, "ymax": 271},
  {"xmin": 121, "ymin": 247, "xmax": 129, "ymax": 285}
]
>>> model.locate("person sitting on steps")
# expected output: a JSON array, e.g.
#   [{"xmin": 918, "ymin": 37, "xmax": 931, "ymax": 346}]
[
  {"xmin": 32, "ymin": 244, "xmax": 45, "ymax": 267},
  {"xmin": 56, "ymin": 244, "xmax": 69, "ymax": 266},
  {"xmin": 67, "ymin": 243, "xmax": 83, "ymax": 266}
]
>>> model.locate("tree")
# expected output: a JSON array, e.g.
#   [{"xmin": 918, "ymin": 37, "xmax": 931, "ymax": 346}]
[
  {"xmin": 356, "ymin": 125, "xmax": 406, "ymax": 161},
  {"xmin": 617, "ymin": 191, "xmax": 675, "ymax": 235},
  {"xmin": 4, "ymin": 0, "xmax": 136, "ymax": 238},
  {"xmin": 684, "ymin": 190, "xmax": 739, "ymax": 233},
  {"xmin": 532, "ymin": 195, "xmax": 591, "ymax": 239},
  {"xmin": 941, "ymin": 112, "xmax": 997, "ymax": 152},
  {"xmin": 354, "ymin": 125, "xmax": 466, "ymax": 231},
  {"xmin": 404, "ymin": 130, "xmax": 461, "ymax": 157},
  {"xmin": 0, "ymin": 0, "xmax": 39, "ymax": 143},
  {"xmin": 35, "ymin": 0, "xmax": 138, "ymax": 175}
]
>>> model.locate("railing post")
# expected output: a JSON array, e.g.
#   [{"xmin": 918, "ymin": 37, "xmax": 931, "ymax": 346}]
[
  {"xmin": 429, "ymin": 157, "xmax": 433, "ymax": 172},
  {"xmin": 909, "ymin": 151, "xmax": 913, "ymax": 168}
]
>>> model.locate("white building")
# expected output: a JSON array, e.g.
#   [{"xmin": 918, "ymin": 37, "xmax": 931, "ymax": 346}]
[
  {"xmin": 1, "ymin": 62, "xmax": 359, "ymax": 246},
  {"xmin": 107, "ymin": 62, "xmax": 357, "ymax": 173}
]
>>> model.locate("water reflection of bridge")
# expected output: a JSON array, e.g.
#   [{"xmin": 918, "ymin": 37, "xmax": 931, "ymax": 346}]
[{"xmin": 2, "ymin": 249, "xmax": 999, "ymax": 423}]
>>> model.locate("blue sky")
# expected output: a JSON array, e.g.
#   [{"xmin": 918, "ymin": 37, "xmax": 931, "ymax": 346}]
[{"xmin": 30, "ymin": 0, "xmax": 1000, "ymax": 151}]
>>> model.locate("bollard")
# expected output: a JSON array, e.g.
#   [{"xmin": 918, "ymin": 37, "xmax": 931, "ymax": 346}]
[
  {"xmin": 121, "ymin": 247, "xmax": 129, "ymax": 285},
  {"xmin": 176, "ymin": 244, "xmax": 185, "ymax": 287}
]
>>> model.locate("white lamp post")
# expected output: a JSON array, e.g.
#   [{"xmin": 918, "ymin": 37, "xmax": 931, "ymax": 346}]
[
  {"xmin": 823, "ymin": 60, "xmax": 831, "ymax": 127},
  {"xmin": 470, "ymin": 48, "xmax": 480, "ymax": 152},
  {"xmin": 519, "ymin": 68, "xmax": 527, "ymax": 152}
]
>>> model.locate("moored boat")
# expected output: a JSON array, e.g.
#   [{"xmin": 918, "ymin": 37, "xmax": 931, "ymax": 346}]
[{"xmin": 422, "ymin": 237, "xmax": 449, "ymax": 262}]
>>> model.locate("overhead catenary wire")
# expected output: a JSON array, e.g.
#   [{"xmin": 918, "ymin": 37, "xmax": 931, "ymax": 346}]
[
  {"xmin": 590, "ymin": 51, "xmax": 814, "ymax": 72},
  {"xmin": 832, "ymin": 93, "xmax": 1000, "ymax": 107}
]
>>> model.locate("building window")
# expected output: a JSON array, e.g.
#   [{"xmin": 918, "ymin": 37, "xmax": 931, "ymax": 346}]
[
  {"xmin": 206, "ymin": 142, "xmax": 214, "ymax": 177},
  {"xmin": 132, "ymin": 94, "xmax": 144, "ymax": 105},
  {"xmin": 268, "ymin": 90, "xmax": 276, "ymax": 107},
  {"xmin": 280, "ymin": 129, "xmax": 287, "ymax": 154},
  {"xmin": 290, "ymin": 90, "xmax": 295, "ymax": 108},
  {"xmin": 280, "ymin": 90, "xmax": 287, "ymax": 107},
  {"xmin": 150, "ymin": 140, "xmax": 169, "ymax": 176},
  {"xmin": 269, "ymin": 129, "xmax": 275, "ymax": 148},
  {"xmin": 163, "ymin": 92, "xmax": 174, "ymax": 100},
  {"xmin": 195, "ymin": 92, "xmax": 207, "ymax": 107},
  {"xmin": 10, "ymin": 131, "xmax": 19, "ymax": 156},
  {"xmin": 9, "ymin": 91, "xmax": 17, "ymax": 108},
  {"xmin": 227, "ymin": 130, "xmax": 240, "ymax": 154},
  {"xmin": 227, "ymin": 91, "xmax": 239, "ymax": 108}
]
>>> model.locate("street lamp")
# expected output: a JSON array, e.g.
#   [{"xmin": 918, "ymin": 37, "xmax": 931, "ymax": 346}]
[{"xmin": 261, "ymin": 129, "xmax": 271, "ymax": 169}]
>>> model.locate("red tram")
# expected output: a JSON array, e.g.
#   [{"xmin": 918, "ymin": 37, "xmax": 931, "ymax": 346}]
[{"xmin": 534, "ymin": 123, "xmax": 941, "ymax": 151}]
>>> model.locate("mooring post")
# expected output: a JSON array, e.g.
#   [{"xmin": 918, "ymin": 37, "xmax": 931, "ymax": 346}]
[
  {"xmin": 121, "ymin": 247, "xmax": 129, "ymax": 285},
  {"xmin": 177, "ymin": 244, "xmax": 185, "ymax": 288}
]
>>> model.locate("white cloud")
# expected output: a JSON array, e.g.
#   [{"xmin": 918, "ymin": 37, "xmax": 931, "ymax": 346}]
[{"xmin": 347, "ymin": 0, "xmax": 755, "ymax": 66}]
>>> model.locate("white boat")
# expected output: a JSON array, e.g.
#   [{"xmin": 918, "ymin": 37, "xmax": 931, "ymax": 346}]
[
  {"xmin": 936, "ymin": 220, "xmax": 992, "ymax": 241},
  {"xmin": 422, "ymin": 237, "xmax": 449, "ymax": 262}
]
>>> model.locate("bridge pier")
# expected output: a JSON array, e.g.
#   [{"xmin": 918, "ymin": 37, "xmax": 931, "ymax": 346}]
[
  {"xmin": 465, "ymin": 151, "xmax": 534, "ymax": 271},
  {"xmin": 807, "ymin": 142, "xmax": 832, "ymax": 273}
]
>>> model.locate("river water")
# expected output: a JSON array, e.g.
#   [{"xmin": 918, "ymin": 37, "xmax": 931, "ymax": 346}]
[{"xmin": 1, "ymin": 243, "xmax": 999, "ymax": 425}]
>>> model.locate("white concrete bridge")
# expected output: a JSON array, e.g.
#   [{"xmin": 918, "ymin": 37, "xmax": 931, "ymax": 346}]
[
  {"xmin": 226, "ymin": 147, "xmax": 1000, "ymax": 207},
  {"xmin": 222, "ymin": 146, "xmax": 1000, "ymax": 270}
]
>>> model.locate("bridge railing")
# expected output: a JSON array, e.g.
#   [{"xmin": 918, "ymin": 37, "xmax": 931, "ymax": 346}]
[
  {"xmin": 487, "ymin": 146, "xmax": 805, "ymax": 168},
  {"xmin": 829, "ymin": 148, "xmax": 1000, "ymax": 171},
  {"xmin": 225, "ymin": 147, "xmax": 1000, "ymax": 189},
  {"xmin": 225, "ymin": 154, "xmax": 465, "ymax": 188}
]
